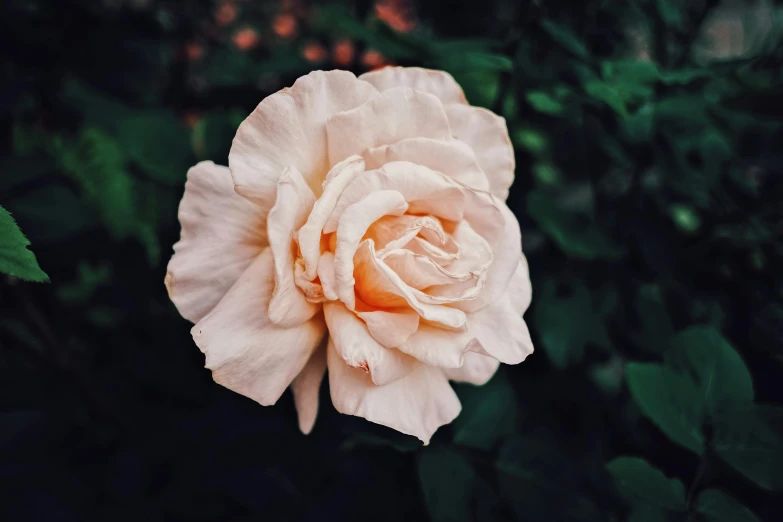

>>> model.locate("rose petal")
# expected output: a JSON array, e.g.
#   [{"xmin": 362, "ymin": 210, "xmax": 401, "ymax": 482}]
[
  {"xmin": 454, "ymin": 203, "xmax": 522, "ymax": 313},
  {"xmin": 445, "ymin": 104, "xmax": 515, "ymax": 201},
  {"xmin": 230, "ymin": 70, "xmax": 377, "ymax": 210},
  {"xmin": 415, "ymin": 220, "xmax": 492, "ymax": 303},
  {"xmin": 166, "ymin": 161, "xmax": 266, "ymax": 323},
  {"xmin": 327, "ymin": 339, "xmax": 461, "ymax": 444},
  {"xmin": 291, "ymin": 342, "xmax": 327, "ymax": 434},
  {"xmin": 371, "ymin": 215, "xmax": 456, "ymax": 258},
  {"xmin": 267, "ymin": 166, "xmax": 321, "ymax": 327},
  {"xmin": 324, "ymin": 302, "xmax": 416, "ymax": 386},
  {"xmin": 397, "ymin": 324, "xmax": 473, "ymax": 369},
  {"xmin": 466, "ymin": 295, "xmax": 534, "ymax": 365},
  {"xmin": 381, "ymin": 249, "xmax": 477, "ymax": 290},
  {"xmin": 294, "ymin": 259, "xmax": 326, "ymax": 303},
  {"xmin": 508, "ymin": 256, "xmax": 533, "ymax": 316},
  {"xmin": 298, "ymin": 155, "xmax": 365, "ymax": 280},
  {"xmin": 192, "ymin": 249, "xmax": 327, "ymax": 406},
  {"xmin": 326, "ymin": 87, "xmax": 452, "ymax": 166},
  {"xmin": 316, "ymin": 251, "xmax": 338, "ymax": 301},
  {"xmin": 359, "ymin": 66, "xmax": 468, "ymax": 106},
  {"xmin": 333, "ymin": 190, "xmax": 409, "ymax": 310},
  {"xmin": 356, "ymin": 309, "xmax": 419, "ymax": 348},
  {"xmin": 443, "ymin": 351, "xmax": 500, "ymax": 385},
  {"xmin": 354, "ymin": 240, "xmax": 468, "ymax": 330},
  {"xmin": 364, "ymin": 138, "xmax": 490, "ymax": 192},
  {"xmin": 323, "ymin": 162, "xmax": 465, "ymax": 232}
]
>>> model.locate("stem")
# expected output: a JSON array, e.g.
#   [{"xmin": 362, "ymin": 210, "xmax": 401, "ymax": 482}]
[{"xmin": 686, "ymin": 453, "xmax": 711, "ymax": 509}]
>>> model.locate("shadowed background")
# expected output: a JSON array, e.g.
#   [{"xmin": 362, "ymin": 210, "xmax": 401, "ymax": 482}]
[{"xmin": 1, "ymin": 0, "xmax": 783, "ymax": 521}]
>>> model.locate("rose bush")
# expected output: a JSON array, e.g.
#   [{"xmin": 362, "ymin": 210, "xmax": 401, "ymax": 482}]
[{"xmin": 165, "ymin": 67, "xmax": 534, "ymax": 443}]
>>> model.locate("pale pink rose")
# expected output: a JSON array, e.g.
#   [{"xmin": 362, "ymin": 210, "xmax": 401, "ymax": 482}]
[{"xmin": 165, "ymin": 68, "xmax": 533, "ymax": 444}]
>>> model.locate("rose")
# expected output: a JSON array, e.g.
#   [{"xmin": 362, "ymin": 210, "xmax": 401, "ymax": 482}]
[{"xmin": 165, "ymin": 67, "xmax": 534, "ymax": 444}]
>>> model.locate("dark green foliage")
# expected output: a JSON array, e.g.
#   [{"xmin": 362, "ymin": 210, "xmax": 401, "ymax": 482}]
[
  {"xmin": 1, "ymin": 0, "xmax": 782, "ymax": 521},
  {"xmin": 626, "ymin": 362, "xmax": 706, "ymax": 454},
  {"xmin": 0, "ymin": 205, "xmax": 48, "ymax": 282},
  {"xmin": 713, "ymin": 405, "xmax": 783, "ymax": 491},
  {"xmin": 452, "ymin": 369, "xmax": 518, "ymax": 450},
  {"xmin": 695, "ymin": 489, "xmax": 761, "ymax": 522},
  {"xmin": 606, "ymin": 457, "xmax": 686, "ymax": 511}
]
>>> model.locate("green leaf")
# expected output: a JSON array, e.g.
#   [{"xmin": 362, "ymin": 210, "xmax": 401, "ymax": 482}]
[
  {"xmin": 452, "ymin": 369, "xmax": 517, "ymax": 450},
  {"xmin": 623, "ymin": 104, "xmax": 655, "ymax": 143},
  {"xmin": 450, "ymin": 69, "xmax": 501, "ymax": 108},
  {"xmin": 55, "ymin": 129, "xmax": 161, "ymax": 265},
  {"xmin": 667, "ymin": 326, "xmax": 754, "ymax": 416},
  {"xmin": 526, "ymin": 91, "xmax": 565, "ymax": 115},
  {"xmin": 695, "ymin": 489, "xmax": 760, "ymax": 522},
  {"xmin": 625, "ymin": 363, "xmax": 705, "ymax": 453},
  {"xmin": 605, "ymin": 457, "xmax": 686, "ymax": 511},
  {"xmin": 659, "ymin": 68, "xmax": 713, "ymax": 85},
  {"xmin": 541, "ymin": 20, "xmax": 589, "ymax": 60},
  {"xmin": 443, "ymin": 51, "xmax": 513, "ymax": 72},
  {"xmin": 585, "ymin": 81, "xmax": 627, "ymax": 116},
  {"xmin": 514, "ymin": 128, "xmax": 549, "ymax": 155},
  {"xmin": 533, "ymin": 163, "xmax": 560, "ymax": 185},
  {"xmin": 0, "ymin": 205, "xmax": 49, "ymax": 282},
  {"xmin": 602, "ymin": 60, "xmax": 660, "ymax": 86},
  {"xmin": 527, "ymin": 189, "xmax": 625, "ymax": 260},
  {"xmin": 56, "ymin": 129, "xmax": 137, "ymax": 239},
  {"xmin": 192, "ymin": 110, "xmax": 242, "ymax": 163},
  {"xmin": 670, "ymin": 204, "xmax": 701, "ymax": 234},
  {"xmin": 417, "ymin": 448, "xmax": 476, "ymax": 522},
  {"xmin": 713, "ymin": 405, "xmax": 783, "ymax": 491},
  {"xmin": 533, "ymin": 280, "xmax": 613, "ymax": 369},
  {"xmin": 118, "ymin": 111, "xmax": 192, "ymax": 185}
]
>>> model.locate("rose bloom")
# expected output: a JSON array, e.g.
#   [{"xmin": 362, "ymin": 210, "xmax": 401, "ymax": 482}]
[{"xmin": 165, "ymin": 67, "xmax": 533, "ymax": 443}]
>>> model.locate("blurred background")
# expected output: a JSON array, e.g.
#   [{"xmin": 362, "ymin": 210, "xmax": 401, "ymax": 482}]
[{"xmin": 2, "ymin": 0, "xmax": 783, "ymax": 520}]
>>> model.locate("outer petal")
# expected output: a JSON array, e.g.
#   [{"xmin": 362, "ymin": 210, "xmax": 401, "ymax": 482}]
[
  {"xmin": 359, "ymin": 66, "xmax": 468, "ymax": 106},
  {"xmin": 445, "ymin": 104, "xmax": 515, "ymax": 201},
  {"xmin": 356, "ymin": 309, "xmax": 419, "ymax": 348},
  {"xmin": 508, "ymin": 256, "xmax": 533, "ymax": 316},
  {"xmin": 291, "ymin": 342, "xmax": 327, "ymax": 434},
  {"xmin": 397, "ymin": 324, "xmax": 473, "ymax": 369},
  {"xmin": 443, "ymin": 351, "xmax": 500, "ymax": 385},
  {"xmin": 267, "ymin": 165, "xmax": 321, "ymax": 327},
  {"xmin": 298, "ymin": 155, "xmax": 365, "ymax": 280},
  {"xmin": 192, "ymin": 249, "xmax": 327, "ymax": 406},
  {"xmin": 229, "ymin": 70, "xmax": 377, "ymax": 209},
  {"xmin": 326, "ymin": 87, "xmax": 452, "ymax": 166},
  {"xmin": 166, "ymin": 161, "xmax": 266, "ymax": 323},
  {"xmin": 327, "ymin": 340, "xmax": 461, "ymax": 444},
  {"xmin": 466, "ymin": 295, "xmax": 534, "ymax": 365},
  {"xmin": 333, "ymin": 190, "xmax": 409, "ymax": 310},
  {"xmin": 364, "ymin": 138, "xmax": 490, "ymax": 192},
  {"xmin": 324, "ymin": 302, "xmax": 416, "ymax": 386}
]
